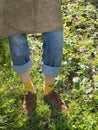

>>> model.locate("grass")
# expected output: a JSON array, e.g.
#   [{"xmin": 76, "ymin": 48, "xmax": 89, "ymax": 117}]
[
  {"xmin": 0, "ymin": 0, "xmax": 98, "ymax": 130},
  {"xmin": 0, "ymin": 35, "xmax": 98, "ymax": 130}
]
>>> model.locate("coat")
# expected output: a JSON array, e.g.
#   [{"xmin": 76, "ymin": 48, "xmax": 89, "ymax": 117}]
[{"xmin": 0, "ymin": 0, "xmax": 63, "ymax": 39}]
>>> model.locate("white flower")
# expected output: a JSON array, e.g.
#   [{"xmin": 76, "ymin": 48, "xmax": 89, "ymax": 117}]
[{"xmin": 73, "ymin": 77, "xmax": 80, "ymax": 83}]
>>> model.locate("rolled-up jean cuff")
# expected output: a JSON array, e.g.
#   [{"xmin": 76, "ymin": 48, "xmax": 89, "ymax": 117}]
[
  {"xmin": 42, "ymin": 64, "xmax": 61, "ymax": 77},
  {"xmin": 13, "ymin": 60, "xmax": 32, "ymax": 74}
]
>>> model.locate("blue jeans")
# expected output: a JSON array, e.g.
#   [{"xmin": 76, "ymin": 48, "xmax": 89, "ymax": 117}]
[{"xmin": 8, "ymin": 30, "xmax": 63, "ymax": 77}]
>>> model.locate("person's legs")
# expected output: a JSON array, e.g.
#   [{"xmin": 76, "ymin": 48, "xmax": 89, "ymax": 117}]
[
  {"xmin": 8, "ymin": 34, "xmax": 36, "ymax": 115},
  {"xmin": 8, "ymin": 34, "xmax": 35, "ymax": 92},
  {"xmin": 42, "ymin": 30, "xmax": 63, "ymax": 94},
  {"xmin": 42, "ymin": 30, "xmax": 67, "ymax": 111}
]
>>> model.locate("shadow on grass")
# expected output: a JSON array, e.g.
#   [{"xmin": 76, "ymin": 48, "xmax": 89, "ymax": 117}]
[
  {"xmin": 49, "ymin": 109, "xmax": 72, "ymax": 130},
  {"xmin": 19, "ymin": 105, "xmax": 73, "ymax": 130},
  {"xmin": 0, "ymin": 88, "xmax": 73, "ymax": 130}
]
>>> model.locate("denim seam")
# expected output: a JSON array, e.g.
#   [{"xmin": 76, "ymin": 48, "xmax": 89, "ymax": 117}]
[
  {"xmin": 42, "ymin": 63, "xmax": 61, "ymax": 77},
  {"xmin": 13, "ymin": 60, "xmax": 32, "ymax": 74}
]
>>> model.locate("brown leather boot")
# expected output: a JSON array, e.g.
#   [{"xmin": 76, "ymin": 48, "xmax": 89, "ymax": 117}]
[
  {"xmin": 44, "ymin": 90, "xmax": 67, "ymax": 112},
  {"xmin": 23, "ymin": 92, "xmax": 37, "ymax": 116}
]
